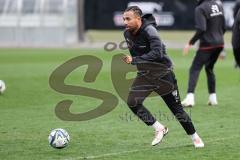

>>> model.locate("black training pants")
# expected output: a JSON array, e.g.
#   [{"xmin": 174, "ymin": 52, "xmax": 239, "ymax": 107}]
[
  {"xmin": 127, "ymin": 71, "xmax": 196, "ymax": 135},
  {"xmin": 233, "ymin": 47, "xmax": 240, "ymax": 67},
  {"xmin": 187, "ymin": 47, "xmax": 223, "ymax": 93}
]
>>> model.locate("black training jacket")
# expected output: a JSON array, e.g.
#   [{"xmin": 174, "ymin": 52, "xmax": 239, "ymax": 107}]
[
  {"xmin": 234, "ymin": 0, "xmax": 240, "ymax": 18},
  {"xmin": 232, "ymin": 9, "xmax": 240, "ymax": 49},
  {"xmin": 189, "ymin": 0, "xmax": 225, "ymax": 47},
  {"xmin": 123, "ymin": 14, "xmax": 172, "ymax": 70}
]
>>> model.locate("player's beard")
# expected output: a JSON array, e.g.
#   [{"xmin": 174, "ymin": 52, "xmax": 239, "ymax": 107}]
[{"xmin": 127, "ymin": 27, "xmax": 138, "ymax": 34}]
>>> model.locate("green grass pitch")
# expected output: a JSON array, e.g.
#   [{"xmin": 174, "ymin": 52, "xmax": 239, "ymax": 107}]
[{"xmin": 0, "ymin": 47, "xmax": 239, "ymax": 160}]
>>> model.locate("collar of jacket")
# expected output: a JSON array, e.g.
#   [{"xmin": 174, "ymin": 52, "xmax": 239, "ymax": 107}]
[{"xmin": 197, "ymin": 0, "xmax": 212, "ymax": 5}]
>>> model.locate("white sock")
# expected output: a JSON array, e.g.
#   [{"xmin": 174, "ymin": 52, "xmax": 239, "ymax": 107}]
[
  {"xmin": 152, "ymin": 121, "xmax": 164, "ymax": 131},
  {"xmin": 191, "ymin": 132, "xmax": 199, "ymax": 141},
  {"xmin": 209, "ymin": 93, "xmax": 217, "ymax": 100},
  {"xmin": 187, "ymin": 93, "xmax": 194, "ymax": 99}
]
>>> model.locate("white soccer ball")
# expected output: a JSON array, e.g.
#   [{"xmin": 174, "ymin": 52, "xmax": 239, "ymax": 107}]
[
  {"xmin": 48, "ymin": 128, "xmax": 70, "ymax": 149},
  {"xmin": 0, "ymin": 80, "xmax": 6, "ymax": 94}
]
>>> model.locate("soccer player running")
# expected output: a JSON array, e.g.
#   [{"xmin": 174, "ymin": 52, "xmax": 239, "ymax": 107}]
[
  {"xmin": 232, "ymin": 1, "xmax": 240, "ymax": 68},
  {"xmin": 122, "ymin": 6, "xmax": 204, "ymax": 148},
  {"xmin": 182, "ymin": 0, "xmax": 225, "ymax": 107}
]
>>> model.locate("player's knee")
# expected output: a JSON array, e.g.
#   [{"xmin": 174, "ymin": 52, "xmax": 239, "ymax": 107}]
[
  {"xmin": 189, "ymin": 68, "xmax": 197, "ymax": 75},
  {"xmin": 127, "ymin": 97, "xmax": 143, "ymax": 107},
  {"xmin": 205, "ymin": 66, "xmax": 213, "ymax": 73},
  {"xmin": 127, "ymin": 99, "xmax": 137, "ymax": 107}
]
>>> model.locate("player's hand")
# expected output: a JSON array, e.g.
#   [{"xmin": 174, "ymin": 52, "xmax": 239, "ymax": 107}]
[
  {"xmin": 183, "ymin": 44, "xmax": 192, "ymax": 56},
  {"xmin": 122, "ymin": 55, "xmax": 132, "ymax": 64}
]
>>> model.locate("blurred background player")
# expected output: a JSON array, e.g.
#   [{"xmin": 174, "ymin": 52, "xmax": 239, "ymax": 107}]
[
  {"xmin": 233, "ymin": 0, "xmax": 240, "ymax": 18},
  {"xmin": 182, "ymin": 0, "xmax": 225, "ymax": 107},
  {"xmin": 232, "ymin": 0, "xmax": 240, "ymax": 68},
  {"xmin": 122, "ymin": 6, "xmax": 204, "ymax": 148}
]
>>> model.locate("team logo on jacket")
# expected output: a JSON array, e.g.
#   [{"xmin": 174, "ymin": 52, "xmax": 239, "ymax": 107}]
[
  {"xmin": 172, "ymin": 90, "xmax": 180, "ymax": 102},
  {"xmin": 210, "ymin": 5, "xmax": 222, "ymax": 17}
]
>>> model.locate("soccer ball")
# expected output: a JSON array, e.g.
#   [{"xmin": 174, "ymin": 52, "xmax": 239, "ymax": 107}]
[
  {"xmin": 48, "ymin": 128, "xmax": 70, "ymax": 149},
  {"xmin": 0, "ymin": 80, "xmax": 6, "ymax": 94}
]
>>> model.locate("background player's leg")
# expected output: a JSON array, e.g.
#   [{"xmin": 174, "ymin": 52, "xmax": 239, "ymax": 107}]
[
  {"xmin": 182, "ymin": 50, "xmax": 210, "ymax": 107},
  {"xmin": 187, "ymin": 50, "xmax": 209, "ymax": 93},
  {"xmin": 205, "ymin": 47, "xmax": 222, "ymax": 94},
  {"xmin": 205, "ymin": 47, "xmax": 223, "ymax": 105},
  {"xmin": 233, "ymin": 47, "xmax": 240, "ymax": 67}
]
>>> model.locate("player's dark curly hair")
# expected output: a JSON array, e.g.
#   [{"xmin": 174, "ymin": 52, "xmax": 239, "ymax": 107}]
[{"xmin": 124, "ymin": 6, "xmax": 142, "ymax": 17}]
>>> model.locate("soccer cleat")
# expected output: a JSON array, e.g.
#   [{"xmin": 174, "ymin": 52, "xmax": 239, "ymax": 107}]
[
  {"xmin": 208, "ymin": 93, "xmax": 218, "ymax": 106},
  {"xmin": 181, "ymin": 93, "xmax": 195, "ymax": 107},
  {"xmin": 151, "ymin": 127, "xmax": 168, "ymax": 146},
  {"xmin": 193, "ymin": 136, "xmax": 204, "ymax": 148}
]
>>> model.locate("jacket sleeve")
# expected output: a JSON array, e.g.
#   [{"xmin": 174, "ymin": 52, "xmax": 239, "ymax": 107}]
[
  {"xmin": 132, "ymin": 25, "xmax": 165, "ymax": 64},
  {"xmin": 189, "ymin": 7, "xmax": 206, "ymax": 45},
  {"xmin": 189, "ymin": 29, "xmax": 204, "ymax": 45}
]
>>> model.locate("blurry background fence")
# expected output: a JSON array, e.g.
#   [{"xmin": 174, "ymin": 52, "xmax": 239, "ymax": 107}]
[
  {"xmin": 0, "ymin": 0, "xmax": 236, "ymax": 47},
  {"xmin": 0, "ymin": 0, "xmax": 78, "ymax": 47}
]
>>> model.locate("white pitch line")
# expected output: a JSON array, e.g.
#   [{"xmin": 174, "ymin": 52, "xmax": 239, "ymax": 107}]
[{"xmin": 63, "ymin": 135, "xmax": 240, "ymax": 160}]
